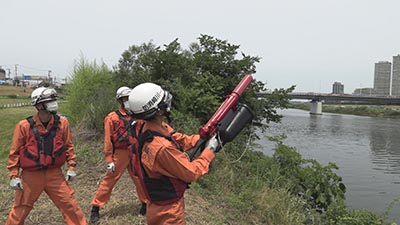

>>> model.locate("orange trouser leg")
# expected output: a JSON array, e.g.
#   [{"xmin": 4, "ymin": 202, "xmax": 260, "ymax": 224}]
[
  {"xmin": 44, "ymin": 168, "xmax": 87, "ymax": 225},
  {"xmin": 126, "ymin": 156, "xmax": 148, "ymax": 204},
  {"xmin": 130, "ymin": 174, "xmax": 148, "ymax": 204},
  {"xmin": 92, "ymin": 150, "xmax": 130, "ymax": 206},
  {"xmin": 6, "ymin": 170, "xmax": 46, "ymax": 225},
  {"xmin": 146, "ymin": 197, "xmax": 185, "ymax": 225}
]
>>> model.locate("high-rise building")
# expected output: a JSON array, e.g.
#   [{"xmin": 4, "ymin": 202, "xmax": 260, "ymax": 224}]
[
  {"xmin": 374, "ymin": 61, "xmax": 391, "ymax": 96},
  {"xmin": 332, "ymin": 82, "xmax": 344, "ymax": 94},
  {"xmin": 391, "ymin": 55, "xmax": 400, "ymax": 96}
]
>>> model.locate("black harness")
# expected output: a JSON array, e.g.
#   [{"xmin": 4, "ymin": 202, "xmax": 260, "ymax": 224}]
[
  {"xmin": 137, "ymin": 129, "xmax": 188, "ymax": 204},
  {"xmin": 24, "ymin": 115, "xmax": 66, "ymax": 170}
]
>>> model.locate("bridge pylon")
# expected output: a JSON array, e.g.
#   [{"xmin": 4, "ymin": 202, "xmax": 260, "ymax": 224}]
[{"xmin": 310, "ymin": 100, "xmax": 322, "ymax": 115}]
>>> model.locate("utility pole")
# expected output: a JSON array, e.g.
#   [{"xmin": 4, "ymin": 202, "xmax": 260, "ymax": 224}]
[
  {"xmin": 14, "ymin": 64, "xmax": 18, "ymax": 79},
  {"xmin": 48, "ymin": 70, "xmax": 52, "ymax": 84},
  {"xmin": 14, "ymin": 64, "xmax": 19, "ymax": 86}
]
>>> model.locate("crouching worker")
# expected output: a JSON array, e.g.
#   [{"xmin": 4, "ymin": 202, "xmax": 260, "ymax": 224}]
[
  {"xmin": 128, "ymin": 83, "xmax": 221, "ymax": 225},
  {"xmin": 6, "ymin": 87, "xmax": 87, "ymax": 225},
  {"xmin": 90, "ymin": 86, "xmax": 147, "ymax": 224}
]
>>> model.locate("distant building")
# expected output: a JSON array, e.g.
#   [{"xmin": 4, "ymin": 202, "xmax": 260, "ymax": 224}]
[
  {"xmin": 0, "ymin": 67, "xmax": 5, "ymax": 80},
  {"xmin": 353, "ymin": 87, "xmax": 374, "ymax": 95},
  {"xmin": 391, "ymin": 55, "xmax": 400, "ymax": 96},
  {"xmin": 332, "ymin": 82, "xmax": 344, "ymax": 94},
  {"xmin": 374, "ymin": 61, "xmax": 391, "ymax": 96}
]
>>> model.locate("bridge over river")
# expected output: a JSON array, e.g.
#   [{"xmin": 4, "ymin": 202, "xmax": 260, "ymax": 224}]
[{"xmin": 257, "ymin": 92, "xmax": 400, "ymax": 114}]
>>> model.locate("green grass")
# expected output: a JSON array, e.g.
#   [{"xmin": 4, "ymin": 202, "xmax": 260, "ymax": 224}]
[
  {"xmin": 0, "ymin": 107, "xmax": 36, "ymax": 159},
  {"xmin": 0, "ymin": 86, "xmax": 32, "ymax": 106},
  {"xmin": 0, "ymin": 98, "xmax": 30, "ymax": 104},
  {"xmin": 0, "ymin": 85, "xmax": 32, "ymax": 97}
]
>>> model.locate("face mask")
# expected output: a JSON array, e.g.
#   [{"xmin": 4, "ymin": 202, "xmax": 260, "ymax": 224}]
[
  {"xmin": 123, "ymin": 101, "xmax": 130, "ymax": 110},
  {"xmin": 45, "ymin": 101, "xmax": 58, "ymax": 113}
]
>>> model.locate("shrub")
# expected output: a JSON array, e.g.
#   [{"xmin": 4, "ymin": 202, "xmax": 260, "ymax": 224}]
[
  {"xmin": 272, "ymin": 141, "xmax": 346, "ymax": 211},
  {"xmin": 65, "ymin": 57, "xmax": 116, "ymax": 131},
  {"xmin": 326, "ymin": 203, "xmax": 385, "ymax": 225}
]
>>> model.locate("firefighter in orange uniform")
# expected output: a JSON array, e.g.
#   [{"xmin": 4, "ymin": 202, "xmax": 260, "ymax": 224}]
[
  {"xmin": 6, "ymin": 87, "xmax": 87, "ymax": 225},
  {"xmin": 90, "ymin": 86, "xmax": 147, "ymax": 224},
  {"xmin": 128, "ymin": 83, "xmax": 221, "ymax": 225}
]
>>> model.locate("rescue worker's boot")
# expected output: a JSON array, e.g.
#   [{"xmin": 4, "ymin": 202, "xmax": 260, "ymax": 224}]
[
  {"xmin": 139, "ymin": 202, "xmax": 146, "ymax": 215},
  {"xmin": 90, "ymin": 206, "xmax": 100, "ymax": 224}
]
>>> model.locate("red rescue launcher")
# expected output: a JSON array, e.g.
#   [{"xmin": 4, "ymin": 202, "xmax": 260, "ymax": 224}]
[{"xmin": 189, "ymin": 74, "xmax": 254, "ymax": 160}]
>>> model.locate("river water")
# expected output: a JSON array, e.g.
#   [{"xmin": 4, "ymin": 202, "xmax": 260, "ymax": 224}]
[{"xmin": 256, "ymin": 108, "xmax": 400, "ymax": 223}]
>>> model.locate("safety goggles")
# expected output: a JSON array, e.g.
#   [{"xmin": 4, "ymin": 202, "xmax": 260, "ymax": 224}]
[{"xmin": 38, "ymin": 88, "xmax": 57, "ymax": 103}]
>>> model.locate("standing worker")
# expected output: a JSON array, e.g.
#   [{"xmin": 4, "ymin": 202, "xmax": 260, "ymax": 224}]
[
  {"xmin": 90, "ymin": 86, "xmax": 147, "ymax": 224},
  {"xmin": 128, "ymin": 83, "xmax": 221, "ymax": 225},
  {"xmin": 6, "ymin": 87, "xmax": 87, "ymax": 225}
]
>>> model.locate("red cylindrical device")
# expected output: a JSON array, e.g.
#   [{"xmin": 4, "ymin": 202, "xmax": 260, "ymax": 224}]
[{"xmin": 198, "ymin": 74, "xmax": 253, "ymax": 138}]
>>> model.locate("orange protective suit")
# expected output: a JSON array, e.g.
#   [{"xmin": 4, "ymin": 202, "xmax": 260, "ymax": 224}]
[
  {"xmin": 140, "ymin": 120, "xmax": 215, "ymax": 225},
  {"xmin": 6, "ymin": 114, "xmax": 86, "ymax": 225},
  {"xmin": 91, "ymin": 108, "xmax": 147, "ymax": 207}
]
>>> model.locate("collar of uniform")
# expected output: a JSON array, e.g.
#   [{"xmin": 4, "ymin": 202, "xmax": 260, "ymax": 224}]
[
  {"xmin": 161, "ymin": 121, "xmax": 175, "ymax": 135},
  {"xmin": 143, "ymin": 120, "xmax": 172, "ymax": 136},
  {"xmin": 118, "ymin": 107, "xmax": 128, "ymax": 116},
  {"xmin": 32, "ymin": 113, "xmax": 55, "ymax": 131}
]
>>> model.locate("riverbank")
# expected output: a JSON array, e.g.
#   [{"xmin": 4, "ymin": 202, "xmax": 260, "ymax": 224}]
[
  {"xmin": 1, "ymin": 107, "xmax": 395, "ymax": 224},
  {"xmin": 258, "ymin": 108, "xmax": 400, "ymax": 224},
  {"xmin": 291, "ymin": 103, "xmax": 400, "ymax": 118},
  {"xmin": 0, "ymin": 87, "xmax": 395, "ymax": 224}
]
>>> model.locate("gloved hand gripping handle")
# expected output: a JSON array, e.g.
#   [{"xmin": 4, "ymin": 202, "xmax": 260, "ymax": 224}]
[{"xmin": 188, "ymin": 138, "xmax": 207, "ymax": 161}]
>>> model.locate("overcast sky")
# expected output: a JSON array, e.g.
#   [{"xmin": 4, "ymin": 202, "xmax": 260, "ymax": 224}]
[{"xmin": 1, "ymin": 0, "xmax": 399, "ymax": 93}]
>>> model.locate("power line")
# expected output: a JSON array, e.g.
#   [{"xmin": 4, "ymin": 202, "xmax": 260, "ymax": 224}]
[{"xmin": 18, "ymin": 64, "xmax": 50, "ymax": 72}]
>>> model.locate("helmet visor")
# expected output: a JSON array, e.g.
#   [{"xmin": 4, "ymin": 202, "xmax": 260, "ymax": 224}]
[
  {"xmin": 37, "ymin": 88, "xmax": 57, "ymax": 104},
  {"xmin": 116, "ymin": 87, "xmax": 132, "ymax": 99},
  {"xmin": 162, "ymin": 91, "xmax": 173, "ymax": 112},
  {"xmin": 32, "ymin": 88, "xmax": 57, "ymax": 105}
]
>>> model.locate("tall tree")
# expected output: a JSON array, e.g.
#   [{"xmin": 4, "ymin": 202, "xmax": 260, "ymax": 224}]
[{"xmin": 113, "ymin": 35, "xmax": 294, "ymax": 129}]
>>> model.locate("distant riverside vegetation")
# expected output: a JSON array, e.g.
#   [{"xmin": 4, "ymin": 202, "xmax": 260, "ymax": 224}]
[{"xmin": 291, "ymin": 102, "xmax": 400, "ymax": 118}]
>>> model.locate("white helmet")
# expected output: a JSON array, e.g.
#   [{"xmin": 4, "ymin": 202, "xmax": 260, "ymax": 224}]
[
  {"xmin": 116, "ymin": 86, "xmax": 131, "ymax": 100},
  {"xmin": 128, "ymin": 83, "xmax": 172, "ymax": 119},
  {"xmin": 31, "ymin": 87, "xmax": 57, "ymax": 105}
]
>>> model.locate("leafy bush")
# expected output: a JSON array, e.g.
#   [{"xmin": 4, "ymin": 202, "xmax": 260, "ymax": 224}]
[
  {"xmin": 272, "ymin": 141, "xmax": 346, "ymax": 211},
  {"xmin": 196, "ymin": 134, "xmax": 313, "ymax": 224},
  {"xmin": 65, "ymin": 57, "xmax": 116, "ymax": 131},
  {"xmin": 326, "ymin": 203, "xmax": 385, "ymax": 225}
]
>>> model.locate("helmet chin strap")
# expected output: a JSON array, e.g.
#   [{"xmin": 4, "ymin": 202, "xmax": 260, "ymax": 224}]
[
  {"xmin": 126, "ymin": 110, "xmax": 133, "ymax": 116},
  {"xmin": 164, "ymin": 111, "xmax": 172, "ymax": 123},
  {"xmin": 157, "ymin": 104, "xmax": 172, "ymax": 123}
]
